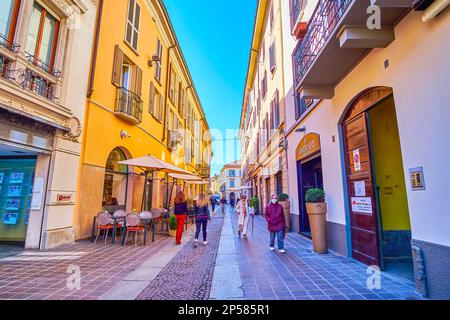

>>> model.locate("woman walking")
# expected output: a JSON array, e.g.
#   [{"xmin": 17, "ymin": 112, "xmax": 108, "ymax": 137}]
[
  {"xmin": 194, "ymin": 193, "xmax": 211, "ymax": 247},
  {"xmin": 174, "ymin": 191, "xmax": 189, "ymax": 245},
  {"xmin": 236, "ymin": 194, "xmax": 250, "ymax": 239},
  {"xmin": 265, "ymin": 194, "xmax": 287, "ymax": 253}
]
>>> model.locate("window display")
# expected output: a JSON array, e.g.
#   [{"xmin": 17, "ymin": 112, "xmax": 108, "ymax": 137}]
[
  {"xmin": 9, "ymin": 172, "xmax": 24, "ymax": 184},
  {"xmin": 3, "ymin": 213, "xmax": 18, "ymax": 225}
]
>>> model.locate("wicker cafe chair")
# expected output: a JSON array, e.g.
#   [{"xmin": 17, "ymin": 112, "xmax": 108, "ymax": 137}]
[
  {"xmin": 94, "ymin": 211, "xmax": 114, "ymax": 245},
  {"xmin": 124, "ymin": 213, "xmax": 145, "ymax": 246}
]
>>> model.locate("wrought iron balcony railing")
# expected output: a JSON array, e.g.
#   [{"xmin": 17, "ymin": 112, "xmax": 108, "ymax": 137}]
[
  {"xmin": 25, "ymin": 52, "xmax": 62, "ymax": 78},
  {"xmin": 293, "ymin": 0, "xmax": 352, "ymax": 86},
  {"xmin": 0, "ymin": 55, "xmax": 14, "ymax": 81},
  {"xmin": 115, "ymin": 87, "xmax": 143, "ymax": 124},
  {"xmin": 19, "ymin": 69, "xmax": 57, "ymax": 101},
  {"xmin": 0, "ymin": 33, "xmax": 20, "ymax": 54}
]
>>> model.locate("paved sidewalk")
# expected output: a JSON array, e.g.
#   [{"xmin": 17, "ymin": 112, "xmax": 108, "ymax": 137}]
[
  {"xmin": 229, "ymin": 210, "xmax": 420, "ymax": 300},
  {"xmin": 137, "ymin": 214, "xmax": 224, "ymax": 300}
]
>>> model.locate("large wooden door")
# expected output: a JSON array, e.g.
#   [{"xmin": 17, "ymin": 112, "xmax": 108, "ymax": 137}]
[{"xmin": 343, "ymin": 113, "xmax": 381, "ymax": 267}]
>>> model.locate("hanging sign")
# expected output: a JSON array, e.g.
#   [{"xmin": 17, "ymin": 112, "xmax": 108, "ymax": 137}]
[
  {"xmin": 296, "ymin": 133, "xmax": 321, "ymax": 161},
  {"xmin": 353, "ymin": 149, "xmax": 361, "ymax": 172},
  {"xmin": 351, "ymin": 197, "xmax": 373, "ymax": 214},
  {"xmin": 354, "ymin": 181, "xmax": 366, "ymax": 197}
]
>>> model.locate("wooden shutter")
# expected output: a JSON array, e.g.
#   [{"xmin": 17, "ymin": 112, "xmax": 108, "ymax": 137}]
[
  {"xmin": 135, "ymin": 66, "xmax": 143, "ymax": 97},
  {"xmin": 149, "ymin": 82, "xmax": 155, "ymax": 114},
  {"xmin": 270, "ymin": 42, "xmax": 276, "ymax": 72},
  {"xmin": 112, "ymin": 45, "xmax": 124, "ymax": 87}
]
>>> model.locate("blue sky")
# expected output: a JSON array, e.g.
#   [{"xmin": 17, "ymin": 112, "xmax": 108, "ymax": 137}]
[{"xmin": 164, "ymin": 0, "xmax": 257, "ymax": 175}]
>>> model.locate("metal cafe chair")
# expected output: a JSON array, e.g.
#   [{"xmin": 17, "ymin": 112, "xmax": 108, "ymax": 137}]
[
  {"xmin": 112, "ymin": 210, "xmax": 126, "ymax": 244},
  {"xmin": 94, "ymin": 211, "xmax": 114, "ymax": 245},
  {"xmin": 124, "ymin": 213, "xmax": 145, "ymax": 246}
]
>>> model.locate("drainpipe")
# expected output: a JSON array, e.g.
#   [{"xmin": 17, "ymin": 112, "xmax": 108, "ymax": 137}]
[
  {"xmin": 162, "ymin": 44, "xmax": 177, "ymax": 142},
  {"xmin": 87, "ymin": 0, "xmax": 104, "ymax": 98}
]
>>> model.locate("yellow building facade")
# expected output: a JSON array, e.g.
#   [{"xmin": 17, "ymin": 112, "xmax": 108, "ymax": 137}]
[{"xmin": 75, "ymin": 0, "xmax": 212, "ymax": 240}]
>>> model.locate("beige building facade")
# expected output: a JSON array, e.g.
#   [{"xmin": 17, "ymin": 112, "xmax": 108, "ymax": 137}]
[
  {"xmin": 0, "ymin": 0, "xmax": 97, "ymax": 249},
  {"xmin": 239, "ymin": 0, "xmax": 288, "ymax": 214}
]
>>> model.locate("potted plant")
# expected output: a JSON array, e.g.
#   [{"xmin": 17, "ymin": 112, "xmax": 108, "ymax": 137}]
[
  {"xmin": 278, "ymin": 193, "xmax": 291, "ymax": 230},
  {"xmin": 305, "ymin": 188, "xmax": 328, "ymax": 254},
  {"xmin": 168, "ymin": 214, "xmax": 178, "ymax": 237},
  {"xmin": 250, "ymin": 197, "xmax": 259, "ymax": 215}
]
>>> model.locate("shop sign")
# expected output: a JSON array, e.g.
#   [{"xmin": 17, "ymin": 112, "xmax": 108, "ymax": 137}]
[
  {"xmin": 31, "ymin": 177, "xmax": 45, "ymax": 210},
  {"xmin": 271, "ymin": 158, "xmax": 281, "ymax": 175},
  {"xmin": 57, "ymin": 194, "xmax": 72, "ymax": 203},
  {"xmin": 296, "ymin": 133, "xmax": 321, "ymax": 161},
  {"xmin": 351, "ymin": 197, "xmax": 373, "ymax": 214},
  {"xmin": 353, "ymin": 149, "xmax": 361, "ymax": 172}
]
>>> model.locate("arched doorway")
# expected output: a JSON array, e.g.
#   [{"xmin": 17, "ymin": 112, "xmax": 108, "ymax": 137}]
[
  {"xmin": 296, "ymin": 133, "xmax": 323, "ymax": 237},
  {"xmin": 341, "ymin": 87, "xmax": 412, "ymax": 278},
  {"xmin": 102, "ymin": 148, "xmax": 129, "ymax": 212}
]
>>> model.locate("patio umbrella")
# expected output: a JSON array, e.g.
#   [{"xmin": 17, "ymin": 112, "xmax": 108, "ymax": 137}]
[{"xmin": 118, "ymin": 155, "xmax": 196, "ymax": 210}]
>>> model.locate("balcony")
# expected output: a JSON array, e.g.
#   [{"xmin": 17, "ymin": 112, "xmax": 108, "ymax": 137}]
[
  {"xmin": 293, "ymin": 0, "xmax": 414, "ymax": 99},
  {"xmin": 0, "ymin": 55, "xmax": 14, "ymax": 81},
  {"xmin": 115, "ymin": 87, "xmax": 143, "ymax": 124},
  {"xmin": 0, "ymin": 33, "xmax": 20, "ymax": 54},
  {"xmin": 19, "ymin": 69, "xmax": 58, "ymax": 102},
  {"xmin": 25, "ymin": 52, "xmax": 62, "ymax": 78}
]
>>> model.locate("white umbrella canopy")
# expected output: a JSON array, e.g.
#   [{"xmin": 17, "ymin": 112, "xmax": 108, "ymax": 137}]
[
  {"xmin": 238, "ymin": 185, "xmax": 253, "ymax": 190},
  {"xmin": 169, "ymin": 173, "xmax": 202, "ymax": 181},
  {"xmin": 118, "ymin": 155, "xmax": 193, "ymax": 175},
  {"xmin": 187, "ymin": 180, "xmax": 210, "ymax": 185}
]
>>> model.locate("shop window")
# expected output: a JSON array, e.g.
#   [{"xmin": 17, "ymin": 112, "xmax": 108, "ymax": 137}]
[
  {"xmin": 276, "ymin": 172, "xmax": 283, "ymax": 195},
  {"xmin": 103, "ymin": 148, "xmax": 128, "ymax": 210},
  {"xmin": 125, "ymin": 0, "xmax": 140, "ymax": 51},
  {"xmin": 25, "ymin": 1, "xmax": 60, "ymax": 74}
]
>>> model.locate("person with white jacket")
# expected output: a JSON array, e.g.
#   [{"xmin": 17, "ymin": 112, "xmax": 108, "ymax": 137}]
[{"xmin": 236, "ymin": 194, "xmax": 250, "ymax": 239}]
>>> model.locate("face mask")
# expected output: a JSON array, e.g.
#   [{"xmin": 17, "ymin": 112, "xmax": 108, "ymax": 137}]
[{"xmin": 271, "ymin": 199, "xmax": 278, "ymax": 204}]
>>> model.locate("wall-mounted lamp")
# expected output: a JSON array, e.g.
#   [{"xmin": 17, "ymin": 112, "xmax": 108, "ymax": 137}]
[
  {"xmin": 148, "ymin": 54, "xmax": 161, "ymax": 67},
  {"xmin": 295, "ymin": 126, "xmax": 306, "ymax": 133},
  {"xmin": 120, "ymin": 130, "xmax": 131, "ymax": 139}
]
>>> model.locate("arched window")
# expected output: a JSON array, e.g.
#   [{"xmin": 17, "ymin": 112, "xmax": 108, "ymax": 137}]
[{"xmin": 102, "ymin": 148, "xmax": 128, "ymax": 211}]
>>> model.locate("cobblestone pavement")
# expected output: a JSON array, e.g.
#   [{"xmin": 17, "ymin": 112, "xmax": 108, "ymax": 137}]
[
  {"xmin": 229, "ymin": 209, "xmax": 421, "ymax": 300},
  {"xmin": 0, "ymin": 231, "xmax": 173, "ymax": 300},
  {"xmin": 137, "ymin": 214, "xmax": 224, "ymax": 300}
]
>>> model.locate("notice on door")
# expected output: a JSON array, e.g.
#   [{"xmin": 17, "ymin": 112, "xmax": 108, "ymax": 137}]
[
  {"xmin": 351, "ymin": 197, "xmax": 373, "ymax": 214},
  {"xmin": 353, "ymin": 149, "xmax": 361, "ymax": 172},
  {"xmin": 31, "ymin": 177, "xmax": 45, "ymax": 211},
  {"xmin": 354, "ymin": 181, "xmax": 366, "ymax": 197}
]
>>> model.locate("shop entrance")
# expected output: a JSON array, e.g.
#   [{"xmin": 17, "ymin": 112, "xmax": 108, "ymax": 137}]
[
  {"xmin": 102, "ymin": 148, "xmax": 129, "ymax": 213},
  {"xmin": 341, "ymin": 87, "xmax": 413, "ymax": 278},
  {"xmin": 0, "ymin": 145, "xmax": 38, "ymax": 244},
  {"xmin": 296, "ymin": 133, "xmax": 322, "ymax": 238}
]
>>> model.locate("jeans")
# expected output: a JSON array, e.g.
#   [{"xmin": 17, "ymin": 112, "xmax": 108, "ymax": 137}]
[
  {"xmin": 270, "ymin": 230, "xmax": 285, "ymax": 250},
  {"xmin": 195, "ymin": 218, "xmax": 208, "ymax": 241}
]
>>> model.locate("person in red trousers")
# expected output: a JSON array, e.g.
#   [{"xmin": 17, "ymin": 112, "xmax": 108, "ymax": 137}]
[{"xmin": 173, "ymin": 191, "xmax": 189, "ymax": 245}]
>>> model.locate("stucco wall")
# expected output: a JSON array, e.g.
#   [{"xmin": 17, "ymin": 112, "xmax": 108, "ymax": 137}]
[{"xmin": 284, "ymin": 10, "xmax": 450, "ymax": 248}]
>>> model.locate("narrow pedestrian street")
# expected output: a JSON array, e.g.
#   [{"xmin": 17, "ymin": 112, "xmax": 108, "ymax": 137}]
[{"xmin": 0, "ymin": 206, "xmax": 419, "ymax": 301}]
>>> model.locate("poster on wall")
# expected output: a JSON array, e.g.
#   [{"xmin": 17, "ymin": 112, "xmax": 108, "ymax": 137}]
[
  {"xmin": 9, "ymin": 172, "xmax": 24, "ymax": 184},
  {"xmin": 7, "ymin": 186, "xmax": 22, "ymax": 197},
  {"xmin": 5, "ymin": 199, "xmax": 20, "ymax": 211},
  {"xmin": 3, "ymin": 213, "xmax": 18, "ymax": 225},
  {"xmin": 0, "ymin": 172, "xmax": 4, "ymax": 184},
  {"xmin": 31, "ymin": 177, "xmax": 45, "ymax": 211},
  {"xmin": 351, "ymin": 197, "xmax": 373, "ymax": 214}
]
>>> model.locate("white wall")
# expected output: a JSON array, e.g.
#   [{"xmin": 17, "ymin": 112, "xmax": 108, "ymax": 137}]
[{"xmin": 285, "ymin": 10, "xmax": 450, "ymax": 247}]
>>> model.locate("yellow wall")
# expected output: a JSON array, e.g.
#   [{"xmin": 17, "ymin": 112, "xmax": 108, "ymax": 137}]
[
  {"xmin": 74, "ymin": 0, "xmax": 211, "ymax": 240},
  {"xmin": 369, "ymin": 97, "xmax": 411, "ymax": 231}
]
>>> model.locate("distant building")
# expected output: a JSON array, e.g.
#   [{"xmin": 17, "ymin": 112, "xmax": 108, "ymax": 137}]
[{"xmin": 217, "ymin": 161, "xmax": 241, "ymax": 203}]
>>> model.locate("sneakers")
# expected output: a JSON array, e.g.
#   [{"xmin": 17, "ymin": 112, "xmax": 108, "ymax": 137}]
[
  {"xmin": 243, "ymin": 234, "xmax": 248, "ymax": 239},
  {"xmin": 279, "ymin": 249, "xmax": 286, "ymax": 254},
  {"xmin": 194, "ymin": 239, "xmax": 198, "ymax": 248},
  {"xmin": 270, "ymin": 247, "xmax": 275, "ymax": 251},
  {"xmin": 203, "ymin": 241, "xmax": 208, "ymax": 245}
]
